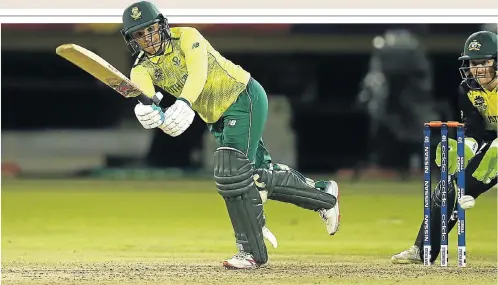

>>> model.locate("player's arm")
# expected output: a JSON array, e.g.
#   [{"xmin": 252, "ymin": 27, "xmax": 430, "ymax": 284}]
[
  {"xmin": 143, "ymin": 27, "xmax": 205, "ymax": 137},
  {"xmin": 130, "ymin": 64, "xmax": 156, "ymax": 98},
  {"xmin": 458, "ymin": 82, "xmax": 498, "ymax": 184},
  {"xmin": 177, "ymin": 27, "xmax": 208, "ymax": 106},
  {"xmin": 130, "ymin": 63, "xmax": 168, "ymax": 130},
  {"xmin": 155, "ymin": 28, "xmax": 206, "ymax": 137}
]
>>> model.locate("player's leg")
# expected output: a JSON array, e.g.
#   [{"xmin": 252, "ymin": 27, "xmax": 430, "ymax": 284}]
[
  {"xmin": 208, "ymin": 106, "xmax": 277, "ymax": 266},
  {"xmin": 253, "ymin": 139, "xmax": 340, "ymax": 235},
  {"xmin": 224, "ymin": 78, "xmax": 340, "ymax": 235},
  {"xmin": 213, "ymin": 78, "xmax": 277, "ymax": 268},
  {"xmin": 213, "ymin": 147, "xmax": 268, "ymax": 269},
  {"xmin": 207, "ymin": 120, "xmax": 224, "ymax": 146},
  {"xmin": 254, "ymin": 162, "xmax": 340, "ymax": 235},
  {"xmin": 392, "ymin": 143, "xmax": 497, "ymax": 264},
  {"xmin": 252, "ymin": 139, "xmax": 341, "ymax": 234},
  {"xmin": 253, "ymin": 139, "xmax": 272, "ymax": 169},
  {"xmin": 220, "ymin": 78, "xmax": 269, "ymax": 163},
  {"xmin": 396, "ymin": 176, "xmax": 458, "ymax": 264}
]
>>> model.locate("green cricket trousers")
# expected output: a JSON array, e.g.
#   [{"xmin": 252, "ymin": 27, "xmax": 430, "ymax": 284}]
[{"xmin": 207, "ymin": 77, "xmax": 272, "ymax": 169}]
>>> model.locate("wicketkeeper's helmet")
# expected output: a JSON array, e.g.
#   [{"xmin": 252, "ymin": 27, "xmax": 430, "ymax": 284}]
[{"xmin": 458, "ymin": 30, "xmax": 498, "ymax": 89}]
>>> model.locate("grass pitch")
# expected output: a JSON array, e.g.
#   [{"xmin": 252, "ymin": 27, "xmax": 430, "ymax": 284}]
[{"xmin": 2, "ymin": 179, "xmax": 497, "ymax": 284}]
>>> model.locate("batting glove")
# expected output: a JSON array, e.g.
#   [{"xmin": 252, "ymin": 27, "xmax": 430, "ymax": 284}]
[
  {"xmin": 435, "ymin": 137, "xmax": 478, "ymax": 175},
  {"xmin": 159, "ymin": 98, "xmax": 195, "ymax": 137},
  {"xmin": 134, "ymin": 92, "xmax": 165, "ymax": 129},
  {"xmin": 472, "ymin": 138, "xmax": 498, "ymax": 184}
]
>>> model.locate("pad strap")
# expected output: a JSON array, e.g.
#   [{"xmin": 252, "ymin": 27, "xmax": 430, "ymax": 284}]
[{"xmin": 254, "ymin": 167, "xmax": 336, "ymax": 211}]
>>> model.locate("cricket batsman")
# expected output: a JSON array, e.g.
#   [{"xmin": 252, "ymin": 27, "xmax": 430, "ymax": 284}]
[
  {"xmin": 392, "ymin": 30, "xmax": 498, "ymax": 264},
  {"xmin": 120, "ymin": 1, "xmax": 341, "ymax": 269}
]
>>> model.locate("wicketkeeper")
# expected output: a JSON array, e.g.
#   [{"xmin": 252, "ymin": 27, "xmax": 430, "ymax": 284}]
[
  {"xmin": 392, "ymin": 30, "xmax": 498, "ymax": 264},
  {"xmin": 120, "ymin": 1, "xmax": 341, "ymax": 269}
]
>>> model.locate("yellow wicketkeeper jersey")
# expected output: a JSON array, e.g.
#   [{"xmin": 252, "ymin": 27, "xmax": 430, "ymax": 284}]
[
  {"xmin": 466, "ymin": 88, "xmax": 498, "ymax": 131},
  {"xmin": 459, "ymin": 80, "xmax": 497, "ymax": 144},
  {"xmin": 130, "ymin": 27, "xmax": 251, "ymax": 123}
]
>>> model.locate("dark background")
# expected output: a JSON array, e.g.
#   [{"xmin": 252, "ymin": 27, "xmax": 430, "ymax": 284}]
[{"xmin": 2, "ymin": 23, "xmax": 493, "ymax": 174}]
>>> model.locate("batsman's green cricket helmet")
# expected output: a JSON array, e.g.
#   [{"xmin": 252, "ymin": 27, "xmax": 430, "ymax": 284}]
[
  {"xmin": 120, "ymin": 1, "xmax": 171, "ymax": 55},
  {"xmin": 458, "ymin": 30, "xmax": 498, "ymax": 89}
]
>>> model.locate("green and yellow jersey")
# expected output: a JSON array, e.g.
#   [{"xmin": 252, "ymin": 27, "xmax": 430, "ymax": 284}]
[
  {"xmin": 130, "ymin": 27, "xmax": 251, "ymax": 123},
  {"xmin": 459, "ymin": 80, "xmax": 498, "ymax": 144}
]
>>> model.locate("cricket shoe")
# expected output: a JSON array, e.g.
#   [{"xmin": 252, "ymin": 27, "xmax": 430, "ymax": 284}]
[
  {"xmin": 223, "ymin": 251, "xmax": 262, "ymax": 269},
  {"xmin": 317, "ymin": 180, "xmax": 341, "ymax": 235},
  {"xmin": 391, "ymin": 245, "xmax": 423, "ymax": 264}
]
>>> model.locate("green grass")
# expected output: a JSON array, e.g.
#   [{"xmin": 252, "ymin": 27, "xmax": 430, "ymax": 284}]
[{"xmin": 1, "ymin": 179, "xmax": 497, "ymax": 284}]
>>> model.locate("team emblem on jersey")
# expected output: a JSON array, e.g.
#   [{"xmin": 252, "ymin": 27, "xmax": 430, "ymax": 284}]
[
  {"xmin": 473, "ymin": 95, "xmax": 487, "ymax": 111},
  {"xmin": 468, "ymin": 40, "xmax": 481, "ymax": 51},
  {"xmin": 172, "ymin": 56, "xmax": 181, "ymax": 66},
  {"xmin": 153, "ymin": 68, "xmax": 165, "ymax": 81},
  {"xmin": 130, "ymin": 7, "xmax": 142, "ymax": 20}
]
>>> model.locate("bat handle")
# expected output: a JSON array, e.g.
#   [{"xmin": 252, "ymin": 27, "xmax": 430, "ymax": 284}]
[{"xmin": 137, "ymin": 94, "xmax": 166, "ymax": 111}]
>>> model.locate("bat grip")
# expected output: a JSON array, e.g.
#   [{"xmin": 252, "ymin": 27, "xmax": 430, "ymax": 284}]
[
  {"xmin": 137, "ymin": 94, "xmax": 154, "ymax": 105},
  {"xmin": 137, "ymin": 94, "xmax": 166, "ymax": 112}
]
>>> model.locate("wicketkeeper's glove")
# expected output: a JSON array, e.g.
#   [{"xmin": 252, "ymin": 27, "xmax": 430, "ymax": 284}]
[
  {"xmin": 435, "ymin": 137, "xmax": 478, "ymax": 175},
  {"xmin": 472, "ymin": 138, "xmax": 498, "ymax": 184}
]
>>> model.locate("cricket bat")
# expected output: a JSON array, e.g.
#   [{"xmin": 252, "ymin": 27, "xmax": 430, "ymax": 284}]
[{"xmin": 55, "ymin": 43, "xmax": 161, "ymax": 106}]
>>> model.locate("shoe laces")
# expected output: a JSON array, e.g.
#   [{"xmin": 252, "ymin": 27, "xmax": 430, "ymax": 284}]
[{"xmin": 233, "ymin": 251, "xmax": 252, "ymax": 260}]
